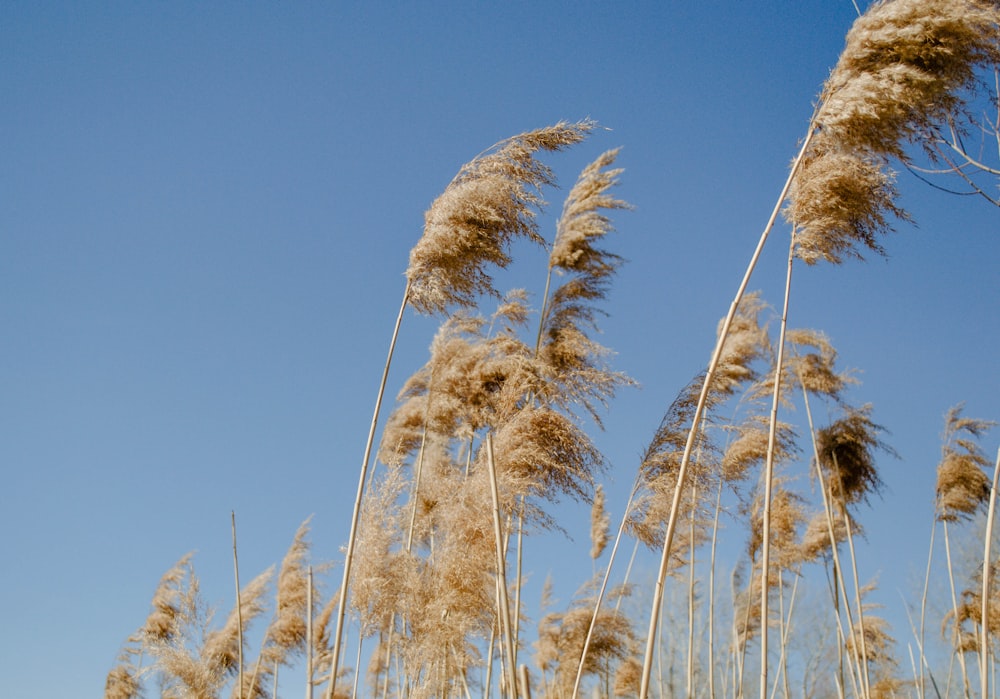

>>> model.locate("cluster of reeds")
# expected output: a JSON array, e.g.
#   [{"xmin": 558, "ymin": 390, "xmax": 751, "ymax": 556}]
[{"xmin": 106, "ymin": 1, "xmax": 1000, "ymax": 698}]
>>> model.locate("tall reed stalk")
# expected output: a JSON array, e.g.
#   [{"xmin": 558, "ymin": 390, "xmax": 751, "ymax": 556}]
[
  {"xmin": 637, "ymin": 125, "xmax": 817, "ymax": 699},
  {"xmin": 981, "ymin": 448, "xmax": 1000, "ymax": 699},
  {"xmin": 232, "ymin": 510, "xmax": 245, "ymax": 699}
]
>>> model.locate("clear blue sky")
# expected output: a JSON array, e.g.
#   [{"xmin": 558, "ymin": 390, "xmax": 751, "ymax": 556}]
[{"xmin": 1, "ymin": 2, "xmax": 997, "ymax": 696}]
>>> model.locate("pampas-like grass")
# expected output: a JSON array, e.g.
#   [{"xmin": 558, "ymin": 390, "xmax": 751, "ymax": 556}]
[
  {"xmin": 590, "ymin": 484, "xmax": 610, "ymax": 562},
  {"xmin": 816, "ymin": 404, "xmax": 894, "ymax": 508},
  {"xmin": 332, "ymin": 121, "xmax": 596, "ymax": 698},
  {"xmin": 407, "ymin": 121, "xmax": 595, "ymax": 315},
  {"xmin": 935, "ymin": 404, "xmax": 997, "ymax": 521},
  {"xmin": 818, "ymin": 0, "xmax": 1000, "ymax": 158},
  {"xmin": 257, "ymin": 519, "xmax": 313, "ymax": 673},
  {"xmin": 104, "ymin": 664, "xmax": 140, "ymax": 699},
  {"xmin": 535, "ymin": 581, "xmax": 635, "ymax": 698},
  {"xmin": 536, "ymin": 148, "xmax": 633, "ymax": 427},
  {"xmin": 788, "ymin": 0, "xmax": 1000, "ymax": 265}
]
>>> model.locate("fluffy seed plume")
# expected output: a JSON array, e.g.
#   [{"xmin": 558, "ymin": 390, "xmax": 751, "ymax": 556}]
[
  {"xmin": 260, "ymin": 518, "xmax": 313, "ymax": 669},
  {"xmin": 787, "ymin": 0, "xmax": 1000, "ymax": 264},
  {"xmin": 816, "ymin": 404, "xmax": 896, "ymax": 507},
  {"xmin": 406, "ymin": 120, "xmax": 594, "ymax": 314},
  {"xmin": 786, "ymin": 328, "xmax": 857, "ymax": 400},
  {"xmin": 935, "ymin": 403, "xmax": 996, "ymax": 521},
  {"xmin": 549, "ymin": 148, "xmax": 628, "ymax": 276},
  {"xmin": 590, "ymin": 484, "xmax": 610, "ymax": 560},
  {"xmin": 818, "ymin": 0, "xmax": 1000, "ymax": 158},
  {"xmin": 537, "ymin": 148, "xmax": 633, "ymax": 425}
]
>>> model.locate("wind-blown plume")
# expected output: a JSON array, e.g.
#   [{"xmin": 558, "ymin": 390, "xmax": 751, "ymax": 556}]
[
  {"xmin": 935, "ymin": 403, "xmax": 996, "ymax": 521},
  {"xmin": 407, "ymin": 121, "xmax": 594, "ymax": 314},
  {"xmin": 816, "ymin": 404, "xmax": 895, "ymax": 508},
  {"xmin": 590, "ymin": 484, "xmax": 610, "ymax": 560},
  {"xmin": 537, "ymin": 148, "xmax": 633, "ymax": 424},
  {"xmin": 787, "ymin": 0, "xmax": 1000, "ymax": 264}
]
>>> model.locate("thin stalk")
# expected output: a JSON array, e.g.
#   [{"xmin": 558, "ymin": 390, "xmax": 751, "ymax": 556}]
[
  {"xmin": 571, "ymin": 473, "xmax": 643, "ymax": 699},
  {"xmin": 831, "ymin": 455, "xmax": 871, "ymax": 699},
  {"xmin": 518, "ymin": 665, "xmax": 533, "ymax": 699},
  {"xmin": 307, "ymin": 567, "xmax": 314, "ymax": 699},
  {"xmin": 688, "ymin": 478, "xmax": 699, "ymax": 699},
  {"xmin": 944, "ymin": 519, "xmax": 973, "ymax": 698},
  {"xmin": 901, "ymin": 591, "xmax": 944, "ymax": 699},
  {"xmin": 405, "ymin": 422, "xmax": 432, "ymax": 552},
  {"xmin": 919, "ymin": 522, "xmax": 937, "ymax": 699},
  {"xmin": 708, "ymin": 477, "xmax": 724, "ymax": 699},
  {"xmin": 639, "ymin": 124, "xmax": 817, "ymax": 699},
  {"xmin": 484, "ymin": 627, "xmax": 495, "ymax": 699},
  {"xmin": 768, "ymin": 572, "xmax": 799, "ymax": 699},
  {"xmin": 514, "ymin": 499, "xmax": 525, "ymax": 672},
  {"xmin": 486, "ymin": 432, "xmax": 518, "ymax": 698},
  {"xmin": 329, "ymin": 281, "xmax": 410, "ymax": 699},
  {"xmin": 759, "ymin": 233, "xmax": 796, "ymax": 699},
  {"xmin": 980, "ymin": 448, "xmax": 1000, "ymax": 699},
  {"xmin": 232, "ymin": 510, "xmax": 245, "ymax": 699},
  {"xmin": 381, "ymin": 629, "xmax": 393, "ymax": 699},
  {"xmin": 799, "ymin": 386, "xmax": 862, "ymax": 699},
  {"xmin": 737, "ymin": 567, "xmax": 755, "ymax": 697},
  {"xmin": 352, "ymin": 635, "xmax": 363, "ymax": 699}
]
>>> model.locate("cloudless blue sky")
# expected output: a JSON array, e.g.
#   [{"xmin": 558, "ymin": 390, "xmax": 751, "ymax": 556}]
[{"xmin": 1, "ymin": 2, "xmax": 997, "ymax": 696}]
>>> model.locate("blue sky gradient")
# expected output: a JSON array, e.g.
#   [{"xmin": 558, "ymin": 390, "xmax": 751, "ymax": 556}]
[{"xmin": 1, "ymin": 2, "xmax": 997, "ymax": 696}]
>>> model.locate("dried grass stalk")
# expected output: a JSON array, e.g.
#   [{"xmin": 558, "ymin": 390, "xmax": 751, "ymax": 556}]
[
  {"xmin": 788, "ymin": 0, "xmax": 1000, "ymax": 265},
  {"xmin": 935, "ymin": 403, "xmax": 997, "ymax": 521},
  {"xmin": 407, "ymin": 121, "xmax": 594, "ymax": 314}
]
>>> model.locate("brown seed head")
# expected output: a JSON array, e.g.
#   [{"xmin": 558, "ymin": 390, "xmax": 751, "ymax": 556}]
[{"xmin": 406, "ymin": 121, "xmax": 594, "ymax": 314}]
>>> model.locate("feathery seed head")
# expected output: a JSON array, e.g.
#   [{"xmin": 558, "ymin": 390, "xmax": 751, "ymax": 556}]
[
  {"xmin": 143, "ymin": 553, "xmax": 196, "ymax": 643},
  {"xmin": 590, "ymin": 484, "xmax": 610, "ymax": 559},
  {"xmin": 787, "ymin": 0, "xmax": 1000, "ymax": 265},
  {"xmin": 816, "ymin": 404, "xmax": 895, "ymax": 507},
  {"xmin": 788, "ymin": 134, "xmax": 906, "ymax": 265},
  {"xmin": 935, "ymin": 403, "xmax": 996, "ymax": 520},
  {"xmin": 406, "ymin": 121, "xmax": 594, "ymax": 314},
  {"xmin": 550, "ymin": 148, "xmax": 629, "ymax": 275},
  {"xmin": 786, "ymin": 328, "xmax": 856, "ymax": 399},
  {"xmin": 818, "ymin": 0, "xmax": 1000, "ymax": 157},
  {"xmin": 104, "ymin": 665, "xmax": 140, "ymax": 699}
]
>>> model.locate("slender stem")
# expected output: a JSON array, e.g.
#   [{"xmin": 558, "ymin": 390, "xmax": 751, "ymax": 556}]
[
  {"xmin": 484, "ymin": 627, "xmax": 495, "ymax": 699},
  {"xmin": 352, "ymin": 634, "xmax": 363, "ymax": 699},
  {"xmin": 638, "ymin": 125, "xmax": 816, "ymax": 699},
  {"xmin": 381, "ymin": 628, "xmax": 393, "ymax": 699},
  {"xmin": 708, "ymin": 478, "xmax": 724, "ymax": 699},
  {"xmin": 980, "ymin": 448, "xmax": 1000, "ymax": 699},
  {"xmin": 328, "ymin": 281, "xmax": 410, "ymax": 699},
  {"xmin": 232, "ymin": 510, "xmax": 244, "ymax": 699},
  {"xmin": 799, "ymin": 385, "xmax": 861, "ymax": 699},
  {"xmin": 919, "ymin": 521, "xmax": 937, "ymax": 699},
  {"xmin": 835, "ymin": 474, "xmax": 870, "ymax": 699},
  {"xmin": 571, "ymin": 473, "xmax": 642, "ymax": 699},
  {"xmin": 688, "ymin": 478, "xmax": 698, "ymax": 699},
  {"xmin": 486, "ymin": 432, "xmax": 518, "ymax": 698},
  {"xmin": 944, "ymin": 519, "xmax": 973, "ymax": 698},
  {"xmin": 513, "ymin": 499, "xmax": 524, "ymax": 673},
  {"xmin": 759, "ymin": 232, "xmax": 796, "ymax": 699},
  {"xmin": 307, "ymin": 567, "xmax": 314, "ymax": 699}
]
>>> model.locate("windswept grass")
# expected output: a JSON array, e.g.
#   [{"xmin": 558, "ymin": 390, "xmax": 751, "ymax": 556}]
[{"xmin": 107, "ymin": 2, "xmax": 999, "ymax": 698}]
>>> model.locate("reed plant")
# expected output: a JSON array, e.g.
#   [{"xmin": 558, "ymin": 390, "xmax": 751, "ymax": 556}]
[{"xmin": 106, "ymin": 2, "xmax": 1000, "ymax": 698}]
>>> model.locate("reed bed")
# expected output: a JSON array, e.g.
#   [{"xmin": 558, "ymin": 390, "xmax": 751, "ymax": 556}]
[{"xmin": 106, "ymin": 1, "xmax": 999, "ymax": 697}]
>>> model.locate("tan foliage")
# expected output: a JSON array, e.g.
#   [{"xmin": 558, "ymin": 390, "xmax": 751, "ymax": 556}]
[
  {"xmin": 816, "ymin": 404, "xmax": 895, "ymax": 507},
  {"xmin": 534, "ymin": 583, "xmax": 635, "ymax": 698},
  {"xmin": 590, "ymin": 484, "xmax": 610, "ymax": 560},
  {"xmin": 788, "ymin": 0, "xmax": 1000, "ymax": 264},
  {"xmin": 935, "ymin": 403, "xmax": 996, "ymax": 521},
  {"xmin": 407, "ymin": 121, "xmax": 594, "ymax": 314}
]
